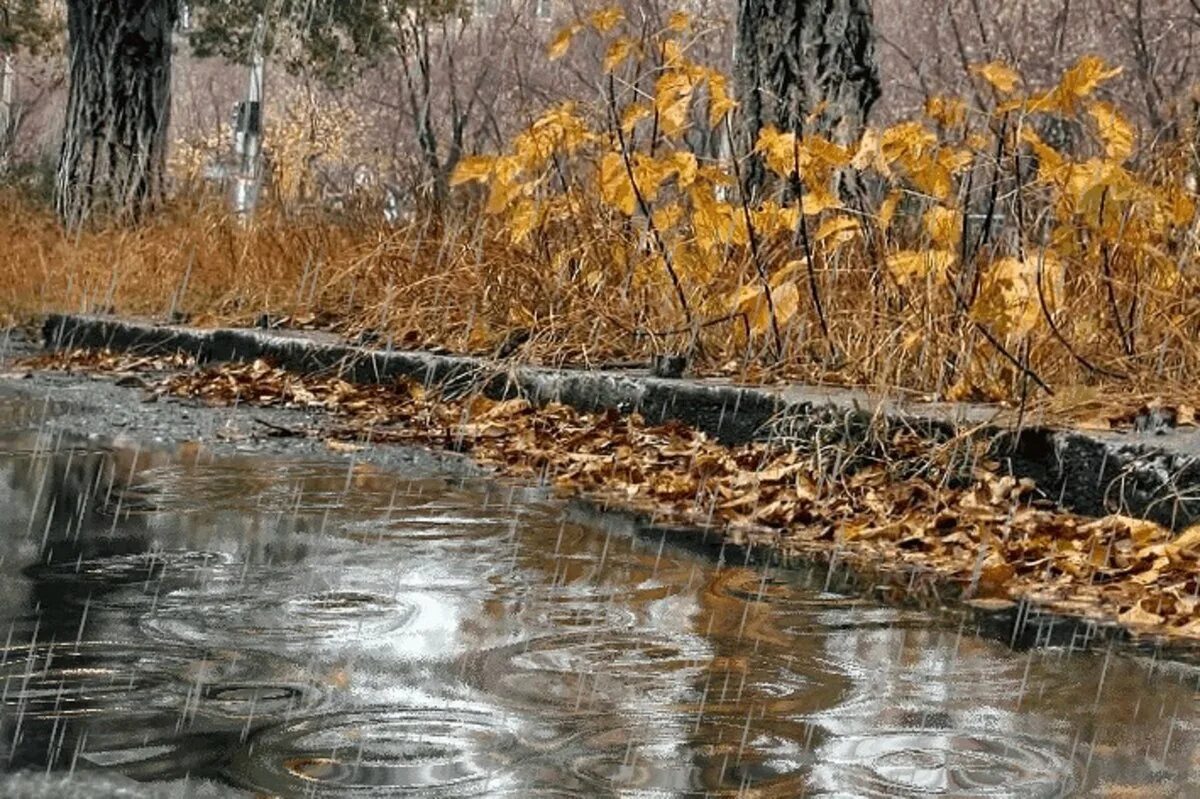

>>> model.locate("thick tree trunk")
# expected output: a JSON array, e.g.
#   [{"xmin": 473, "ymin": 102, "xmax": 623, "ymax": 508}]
[
  {"xmin": 734, "ymin": 0, "xmax": 880, "ymax": 190},
  {"xmin": 55, "ymin": 0, "xmax": 177, "ymax": 229}
]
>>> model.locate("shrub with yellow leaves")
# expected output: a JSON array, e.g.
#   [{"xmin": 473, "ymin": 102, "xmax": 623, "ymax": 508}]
[
  {"xmin": 8, "ymin": 6, "xmax": 1200, "ymax": 408},
  {"xmin": 448, "ymin": 11, "xmax": 1200, "ymax": 402}
]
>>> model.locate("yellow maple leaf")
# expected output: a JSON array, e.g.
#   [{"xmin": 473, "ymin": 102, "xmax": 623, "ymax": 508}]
[
  {"xmin": 654, "ymin": 70, "xmax": 694, "ymax": 138},
  {"xmin": 1087, "ymin": 101, "xmax": 1135, "ymax": 161},
  {"xmin": 707, "ymin": 71, "xmax": 737, "ymax": 127},
  {"xmin": 599, "ymin": 151, "xmax": 636, "ymax": 215},
  {"xmin": 755, "ymin": 125, "xmax": 797, "ymax": 177},
  {"xmin": 590, "ymin": 6, "xmax": 624, "ymax": 32},
  {"xmin": 1055, "ymin": 56, "xmax": 1123, "ymax": 109},
  {"xmin": 971, "ymin": 61, "xmax": 1020, "ymax": 94},
  {"xmin": 449, "ymin": 155, "xmax": 495, "ymax": 186},
  {"xmin": 973, "ymin": 255, "xmax": 1054, "ymax": 337},
  {"xmin": 547, "ymin": 23, "xmax": 582, "ymax": 60}
]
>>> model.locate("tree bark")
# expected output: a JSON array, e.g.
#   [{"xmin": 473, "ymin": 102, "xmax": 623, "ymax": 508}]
[
  {"xmin": 734, "ymin": 0, "xmax": 880, "ymax": 190},
  {"xmin": 55, "ymin": 0, "xmax": 177, "ymax": 229}
]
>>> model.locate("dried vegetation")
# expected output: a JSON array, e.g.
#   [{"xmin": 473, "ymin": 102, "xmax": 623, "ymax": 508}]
[{"xmin": 4, "ymin": 11, "xmax": 1200, "ymax": 417}]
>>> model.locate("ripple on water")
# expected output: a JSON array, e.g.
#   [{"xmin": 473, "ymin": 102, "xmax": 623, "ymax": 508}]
[
  {"xmin": 461, "ymin": 631, "xmax": 713, "ymax": 714},
  {"xmin": 143, "ymin": 588, "xmax": 417, "ymax": 652},
  {"xmin": 230, "ymin": 706, "xmax": 563, "ymax": 796},
  {"xmin": 816, "ymin": 628, "xmax": 1071, "ymax": 716},
  {"xmin": 569, "ymin": 715, "xmax": 815, "ymax": 797},
  {"xmin": 707, "ymin": 569, "xmax": 931, "ymax": 639},
  {"xmin": 0, "ymin": 641, "xmax": 321, "ymax": 722},
  {"xmin": 25, "ymin": 550, "xmax": 235, "ymax": 586},
  {"xmin": 812, "ymin": 729, "xmax": 1077, "ymax": 797}
]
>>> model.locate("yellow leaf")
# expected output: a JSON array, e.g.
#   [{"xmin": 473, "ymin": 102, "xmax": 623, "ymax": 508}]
[
  {"xmin": 1020, "ymin": 127, "xmax": 1066, "ymax": 183},
  {"xmin": 547, "ymin": 23, "xmax": 582, "ymax": 60},
  {"xmin": 924, "ymin": 205, "xmax": 962, "ymax": 250},
  {"xmin": 1053, "ymin": 56, "xmax": 1123, "ymax": 112},
  {"xmin": 654, "ymin": 71, "xmax": 694, "ymax": 138},
  {"xmin": 971, "ymin": 61, "xmax": 1020, "ymax": 94},
  {"xmin": 449, "ymin": 155, "xmax": 494, "ymax": 186},
  {"xmin": 755, "ymin": 125, "xmax": 797, "ymax": 177},
  {"xmin": 590, "ymin": 6, "xmax": 624, "ymax": 32},
  {"xmin": 809, "ymin": 136, "xmax": 853, "ymax": 167},
  {"xmin": 1087, "ymin": 101, "xmax": 1135, "ymax": 161},
  {"xmin": 751, "ymin": 200, "xmax": 799, "ymax": 236},
  {"xmin": 508, "ymin": 197, "xmax": 539, "ymax": 245},
  {"xmin": 661, "ymin": 39, "xmax": 685, "ymax": 67},
  {"xmin": 749, "ymin": 282, "xmax": 800, "ymax": 335},
  {"xmin": 852, "ymin": 127, "xmax": 882, "ymax": 172},
  {"xmin": 691, "ymin": 185, "xmax": 741, "ymax": 251},
  {"xmin": 886, "ymin": 249, "xmax": 956, "ymax": 284},
  {"xmin": 666, "ymin": 10, "xmax": 690, "ymax": 32},
  {"xmin": 925, "ymin": 95, "xmax": 967, "ymax": 128},
  {"xmin": 632, "ymin": 153, "xmax": 672, "ymax": 202},
  {"xmin": 800, "ymin": 187, "xmax": 841, "ymax": 216},
  {"xmin": 729, "ymin": 283, "xmax": 763, "ymax": 315},
  {"xmin": 652, "ymin": 201, "xmax": 683, "ymax": 231},
  {"xmin": 707, "ymin": 71, "xmax": 737, "ymax": 127},
  {"xmin": 485, "ymin": 156, "xmax": 523, "ymax": 214},
  {"xmin": 671, "ymin": 151, "xmax": 698, "ymax": 188},
  {"xmin": 973, "ymin": 253, "xmax": 1062, "ymax": 337},
  {"xmin": 880, "ymin": 121, "xmax": 937, "ymax": 166},
  {"xmin": 604, "ymin": 37, "xmax": 636, "ymax": 73},
  {"xmin": 599, "ymin": 151, "xmax": 636, "ymax": 215},
  {"xmin": 815, "ymin": 215, "xmax": 860, "ymax": 250},
  {"xmin": 878, "ymin": 189, "xmax": 903, "ymax": 233},
  {"xmin": 621, "ymin": 102, "xmax": 652, "ymax": 134}
]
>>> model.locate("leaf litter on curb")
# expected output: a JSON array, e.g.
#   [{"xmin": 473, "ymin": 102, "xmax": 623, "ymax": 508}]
[{"xmin": 21, "ymin": 349, "xmax": 1200, "ymax": 645}]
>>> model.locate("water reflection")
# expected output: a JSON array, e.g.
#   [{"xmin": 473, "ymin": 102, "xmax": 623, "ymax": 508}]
[{"xmin": 0, "ymin": 397, "xmax": 1195, "ymax": 796}]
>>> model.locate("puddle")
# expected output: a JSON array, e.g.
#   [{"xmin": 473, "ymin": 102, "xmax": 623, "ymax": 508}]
[{"xmin": 0, "ymin": 393, "xmax": 1196, "ymax": 796}]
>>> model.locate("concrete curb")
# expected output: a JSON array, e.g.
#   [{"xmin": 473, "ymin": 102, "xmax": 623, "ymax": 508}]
[{"xmin": 42, "ymin": 313, "xmax": 1200, "ymax": 531}]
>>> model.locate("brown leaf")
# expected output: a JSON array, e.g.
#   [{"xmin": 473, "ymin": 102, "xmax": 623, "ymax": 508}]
[{"xmin": 1118, "ymin": 603, "xmax": 1164, "ymax": 629}]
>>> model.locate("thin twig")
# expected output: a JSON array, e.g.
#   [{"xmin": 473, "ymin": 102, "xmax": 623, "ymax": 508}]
[
  {"xmin": 606, "ymin": 75, "xmax": 691, "ymax": 322},
  {"xmin": 723, "ymin": 117, "xmax": 783, "ymax": 358}
]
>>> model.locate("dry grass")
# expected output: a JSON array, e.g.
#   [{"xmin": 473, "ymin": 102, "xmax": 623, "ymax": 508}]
[
  {"xmin": 3, "ymin": 172, "xmax": 1199, "ymax": 415},
  {"xmin": 6, "ymin": 43, "xmax": 1200, "ymax": 415}
]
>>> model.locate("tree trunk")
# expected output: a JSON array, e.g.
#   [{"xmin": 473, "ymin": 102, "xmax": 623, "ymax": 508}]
[
  {"xmin": 55, "ymin": 0, "xmax": 177, "ymax": 229},
  {"xmin": 734, "ymin": 0, "xmax": 880, "ymax": 190}
]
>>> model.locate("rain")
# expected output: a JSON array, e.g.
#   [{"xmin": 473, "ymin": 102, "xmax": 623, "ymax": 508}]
[{"xmin": 2, "ymin": 0, "xmax": 1200, "ymax": 796}]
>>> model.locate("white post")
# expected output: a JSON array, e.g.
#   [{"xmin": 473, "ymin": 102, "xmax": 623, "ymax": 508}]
[
  {"xmin": 0, "ymin": 53, "xmax": 15, "ymax": 171},
  {"xmin": 232, "ymin": 15, "xmax": 266, "ymax": 217}
]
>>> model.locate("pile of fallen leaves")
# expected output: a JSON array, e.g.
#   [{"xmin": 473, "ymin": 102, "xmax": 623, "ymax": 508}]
[
  {"xmin": 24, "ymin": 350, "xmax": 1200, "ymax": 644},
  {"xmin": 20, "ymin": 349, "xmax": 196, "ymax": 375}
]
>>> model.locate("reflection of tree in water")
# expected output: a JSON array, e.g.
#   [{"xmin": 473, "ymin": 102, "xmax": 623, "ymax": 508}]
[
  {"xmin": 0, "ymin": 432, "xmax": 151, "ymax": 771},
  {"xmin": 0, "ymin": 432, "xmax": 316, "ymax": 774}
]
